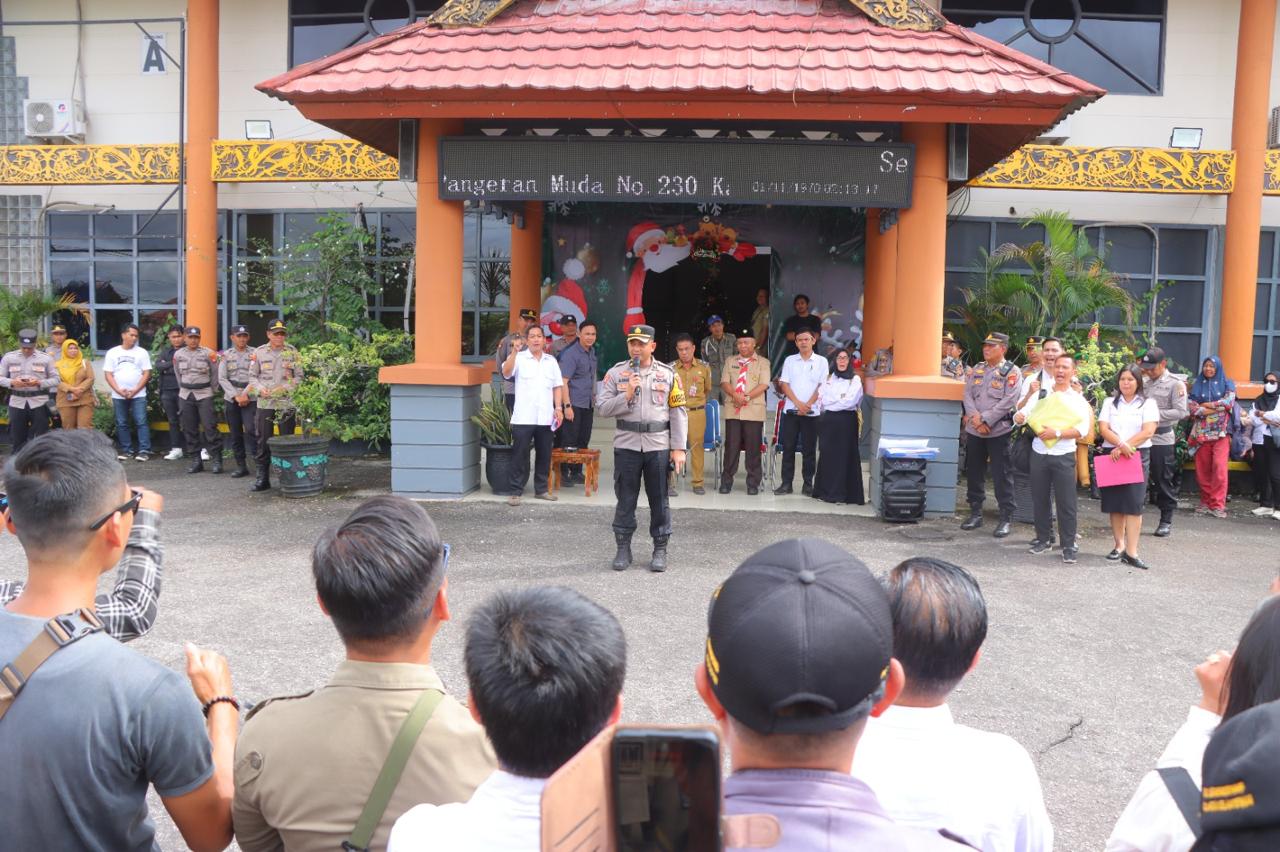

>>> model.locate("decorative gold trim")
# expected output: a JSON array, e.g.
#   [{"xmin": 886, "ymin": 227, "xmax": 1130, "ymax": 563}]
[
  {"xmin": 847, "ymin": 0, "xmax": 946, "ymax": 32},
  {"xmin": 1264, "ymin": 151, "xmax": 1280, "ymax": 195},
  {"xmin": 969, "ymin": 146, "xmax": 1236, "ymax": 194},
  {"xmin": 0, "ymin": 144, "xmax": 179, "ymax": 184},
  {"xmin": 212, "ymin": 139, "xmax": 397, "ymax": 183},
  {"xmin": 427, "ymin": 0, "xmax": 519, "ymax": 28}
]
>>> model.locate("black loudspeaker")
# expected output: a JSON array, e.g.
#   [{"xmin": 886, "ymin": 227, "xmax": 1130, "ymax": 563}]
[
  {"xmin": 947, "ymin": 124, "xmax": 969, "ymax": 182},
  {"xmin": 398, "ymin": 119, "xmax": 417, "ymax": 182},
  {"xmin": 880, "ymin": 456, "xmax": 928, "ymax": 523}
]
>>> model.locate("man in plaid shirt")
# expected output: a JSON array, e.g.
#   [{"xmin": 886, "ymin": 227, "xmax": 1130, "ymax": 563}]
[{"xmin": 0, "ymin": 488, "xmax": 162, "ymax": 642}]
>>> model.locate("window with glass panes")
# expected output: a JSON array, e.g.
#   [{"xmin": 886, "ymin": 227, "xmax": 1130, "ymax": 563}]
[
  {"xmin": 47, "ymin": 211, "xmax": 224, "ymax": 352},
  {"xmin": 288, "ymin": 0, "xmax": 446, "ymax": 67},
  {"xmin": 945, "ymin": 217, "xmax": 1213, "ymax": 372},
  {"xmin": 1253, "ymin": 231, "xmax": 1280, "ymax": 380},
  {"xmin": 942, "ymin": 0, "xmax": 1166, "ymax": 95},
  {"xmin": 463, "ymin": 211, "xmax": 512, "ymax": 361}
]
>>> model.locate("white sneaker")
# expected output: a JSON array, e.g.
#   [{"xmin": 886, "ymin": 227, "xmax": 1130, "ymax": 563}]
[
  {"xmin": 1253, "ymin": 506, "xmax": 1274, "ymax": 516},
  {"xmin": 164, "ymin": 448, "xmax": 183, "ymax": 461},
  {"xmin": 1272, "ymin": 510, "xmax": 1280, "ymax": 521},
  {"xmin": 201, "ymin": 448, "xmax": 210, "ymax": 461}
]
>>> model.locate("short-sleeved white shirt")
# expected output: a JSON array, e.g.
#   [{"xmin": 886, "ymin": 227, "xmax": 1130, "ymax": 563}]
[
  {"xmin": 505, "ymin": 349, "xmax": 562, "ymax": 426},
  {"xmin": 1099, "ymin": 395, "xmax": 1160, "ymax": 449},
  {"xmin": 779, "ymin": 353, "xmax": 829, "ymax": 413},
  {"xmin": 103, "ymin": 345, "xmax": 153, "ymax": 399}
]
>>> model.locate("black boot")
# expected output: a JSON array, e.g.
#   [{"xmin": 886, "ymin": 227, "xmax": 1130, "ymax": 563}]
[
  {"xmin": 187, "ymin": 459, "xmax": 204, "ymax": 474},
  {"xmin": 993, "ymin": 516, "xmax": 1012, "ymax": 538},
  {"xmin": 650, "ymin": 538, "xmax": 669, "ymax": 573},
  {"xmin": 210, "ymin": 455, "xmax": 223, "ymax": 475},
  {"xmin": 960, "ymin": 510, "xmax": 983, "ymax": 531},
  {"xmin": 250, "ymin": 470, "xmax": 271, "ymax": 492},
  {"xmin": 612, "ymin": 533, "xmax": 633, "ymax": 571},
  {"xmin": 230, "ymin": 461, "xmax": 250, "ymax": 479}
]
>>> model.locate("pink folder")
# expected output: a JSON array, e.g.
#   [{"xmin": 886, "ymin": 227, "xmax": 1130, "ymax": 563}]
[{"xmin": 1093, "ymin": 451, "xmax": 1145, "ymax": 487}]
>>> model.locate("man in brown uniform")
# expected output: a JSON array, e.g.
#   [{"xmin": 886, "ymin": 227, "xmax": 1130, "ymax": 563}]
[
  {"xmin": 219, "ymin": 324, "xmax": 258, "ymax": 479},
  {"xmin": 671, "ymin": 333, "xmax": 712, "ymax": 495},
  {"xmin": 719, "ymin": 328, "xmax": 770, "ymax": 495},
  {"xmin": 248, "ymin": 319, "xmax": 303, "ymax": 493},
  {"xmin": 233, "ymin": 496, "xmax": 495, "ymax": 852},
  {"xmin": 174, "ymin": 326, "xmax": 222, "ymax": 474},
  {"xmin": 0, "ymin": 328, "xmax": 57, "ymax": 451}
]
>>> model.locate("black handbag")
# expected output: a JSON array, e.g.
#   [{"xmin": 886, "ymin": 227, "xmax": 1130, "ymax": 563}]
[{"xmin": 1010, "ymin": 425, "xmax": 1034, "ymax": 473}]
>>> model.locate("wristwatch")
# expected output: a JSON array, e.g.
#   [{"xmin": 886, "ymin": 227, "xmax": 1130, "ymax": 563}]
[{"xmin": 1054, "ymin": 429, "xmax": 1062, "ymax": 440}]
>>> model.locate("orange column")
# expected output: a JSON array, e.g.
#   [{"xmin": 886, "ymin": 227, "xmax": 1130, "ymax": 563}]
[
  {"xmin": 861, "ymin": 209, "xmax": 898, "ymax": 361},
  {"xmin": 185, "ymin": 0, "xmax": 218, "ymax": 338},
  {"xmin": 1219, "ymin": 0, "xmax": 1277, "ymax": 385},
  {"xmin": 509, "ymin": 201, "xmax": 544, "ymax": 329},
  {"xmin": 891, "ymin": 123, "xmax": 948, "ymax": 378},
  {"xmin": 416, "ymin": 119, "xmax": 465, "ymax": 364}
]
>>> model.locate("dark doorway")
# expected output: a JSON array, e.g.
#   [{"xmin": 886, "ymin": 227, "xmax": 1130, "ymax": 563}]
[{"xmin": 642, "ymin": 252, "xmax": 771, "ymax": 362}]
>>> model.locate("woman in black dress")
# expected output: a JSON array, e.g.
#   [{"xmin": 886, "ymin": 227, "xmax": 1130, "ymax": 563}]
[
  {"xmin": 812, "ymin": 349, "xmax": 865, "ymax": 504},
  {"xmin": 1097, "ymin": 364, "xmax": 1159, "ymax": 569}
]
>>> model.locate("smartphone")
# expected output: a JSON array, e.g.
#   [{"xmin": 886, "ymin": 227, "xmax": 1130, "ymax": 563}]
[{"xmin": 612, "ymin": 727, "xmax": 722, "ymax": 852}]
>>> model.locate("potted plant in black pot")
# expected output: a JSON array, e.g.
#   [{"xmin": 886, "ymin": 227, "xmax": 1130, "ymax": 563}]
[{"xmin": 471, "ymin": 382, "xmax": 514, "ymax": 494}]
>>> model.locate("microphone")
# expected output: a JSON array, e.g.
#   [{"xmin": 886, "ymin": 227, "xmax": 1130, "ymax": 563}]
[{"xmin": 631, "ymin": 357, "xmax": 640, "ymax": 372}]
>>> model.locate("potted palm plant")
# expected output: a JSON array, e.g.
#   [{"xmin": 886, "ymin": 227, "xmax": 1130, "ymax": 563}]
[{"xmin": 472, "ymin": 382, "xmax": 514, "ymax": 494}]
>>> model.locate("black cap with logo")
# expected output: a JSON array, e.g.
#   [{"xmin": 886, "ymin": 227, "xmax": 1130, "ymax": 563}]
[
  {"xmin": 1192, "ymin": 699, "xmax": 1280, "ymax": 851},
  {"xmin": 704, "ymin": 539, "xmax": 892, "ymax": 735},
  {"xmin": 1139, "ymin": 347, "xmax": 1167, "ymax": 368},
  {"xmin": 231, "ymin": 324, "xmax": 249, "ymax": 336},
  {"xmin": 17, "ymin": 328, "xmax": 36, "ymax": 346}
]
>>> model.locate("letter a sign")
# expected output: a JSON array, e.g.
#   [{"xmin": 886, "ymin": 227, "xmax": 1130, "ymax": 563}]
[{"xmin": 141, "ymin": 33, "xmax": 167, "ymax": 75}]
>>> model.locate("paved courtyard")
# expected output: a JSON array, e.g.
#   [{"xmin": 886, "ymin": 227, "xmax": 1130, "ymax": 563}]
[{"xmin": 4, "ymin": 455, "xmax": 1272, "ymax": 851}]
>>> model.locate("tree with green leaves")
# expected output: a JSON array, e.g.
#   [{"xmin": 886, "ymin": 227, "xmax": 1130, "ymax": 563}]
[
  {"xmin": 273, "ymin": 211, "xmax": 382, "ymax": 347},
  {"xmin": 0, "ymin": 291, "xmax": 79, "ymax": 354}
]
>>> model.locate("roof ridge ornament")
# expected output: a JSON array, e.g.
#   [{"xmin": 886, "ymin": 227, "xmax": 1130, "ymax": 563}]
[
  {"xmin": 847, "ymin": 0, "xmax": 946, "ymax": 32},
  {"xmin": 428, "ymin": 0, "xmax": 519, "ymax": 27}
]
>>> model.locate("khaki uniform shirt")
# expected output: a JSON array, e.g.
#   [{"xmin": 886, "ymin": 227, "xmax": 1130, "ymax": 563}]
[
  {"xmin": 249, "ymin": 343, "xmax": 303, "ymax": 411},
  {"xmin": 218, "ymin": 347, "xmax": 256, "ymax": 402},
  {"xmin": 550, "ymin": 336, "xmax": 576, "ymax": 356},
  {"xmin": 233, "ymin": 660, "xmax": 496, "ymax": 852},
  {"xmin": 700, "ymin": 334, "xmax": 737, "ymax": 388},
  {"xmin": 673, "ymin": 359, "xmax": 712, "ymax": 409},
  {"xmin": 1147, "ymin": 369, "xmax": 1189, "ymax": 446},
  {"xmin": 720, "ymin": 355, "xmax": 771, "ymax": 422},
  {"xmin": 0, "ymin": 349, "xmax": 58, "ymax": 408},
  {"xmin": 172, "ymin": 346, "xmax": 218, "ymax": 401},
  {"xmin": 598, "ymin": 359, "xmax": 689, "ymax": 452},
  {"xmin": 962, "ymin": 360, "xmax": 1023, "ymax": 438}
]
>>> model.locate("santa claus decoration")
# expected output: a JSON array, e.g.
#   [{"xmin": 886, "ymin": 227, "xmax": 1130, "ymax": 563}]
[
  {"xmin": 623, "ymin": 221, "xmax": 691, "ymax": 335},
  {"xmin": 540, "ymin": 256, "xmax": 590, "ymax": 341}
]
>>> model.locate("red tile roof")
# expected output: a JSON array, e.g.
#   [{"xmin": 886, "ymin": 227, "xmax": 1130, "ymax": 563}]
[{"xmin": 259, "ymin": 0, "xmax": 1102, "ymax": 109}]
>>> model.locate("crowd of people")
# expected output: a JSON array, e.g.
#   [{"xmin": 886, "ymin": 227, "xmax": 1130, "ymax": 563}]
[
  {"xmin": 0, "ymin": 319, "xmax": 304, "ymax": 492},
  {"xmin": 2, "ymin": 429, "xmax": 1279, "ymax": 852}
]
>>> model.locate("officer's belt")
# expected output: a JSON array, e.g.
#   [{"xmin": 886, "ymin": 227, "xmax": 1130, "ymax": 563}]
[
  {"xmin": 618, "ymin": 420, "xmax": 670, "ymax": 433},
  {"xmin": 180, "ymin": 382, "xmax": 211, "ymax": 390},
  {"xmin": 8, "ymin": 389, "xmax": 42, "ymax": 397},
  {"xmin": 686, "ymin": 405, "xmax": 705, "ymax": 411},
  {"xmin": 230, "ymin": 381, "xmax": 249, "ymax": 389},
  {"xmin": 1156, "ymin": 426, "xmax": 1173, "ymax": 435}
]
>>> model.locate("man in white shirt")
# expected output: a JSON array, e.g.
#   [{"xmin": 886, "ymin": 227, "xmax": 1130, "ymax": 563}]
[
  {"xmin": 389, "ymin": 585, "xmax": 626, "ymax": 852},
  {"xmin": 103, "ymin": 323, "xmax": 154, "ymax": 461},
  {"xmin": 1015, "ymin": 353, "xmax": 1094, "ymax": 564},
  {"xmin": 1015, "ymin": 336, "xmax": 1063, "ymax": 413},
  {"xmin": 774, "ymin": 329, "xmax": 829, "ymax": 496},
  {"xmin": 856, "ymin": 557, "xmax": 1053, "ymax": 852},
  {"xmin": 501, "ymin": 325, "xmax": 564, "ymax": 505}
]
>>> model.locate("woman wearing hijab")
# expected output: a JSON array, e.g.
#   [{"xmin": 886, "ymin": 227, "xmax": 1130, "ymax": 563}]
[
  {"xmin": 1254, "ymin": 371, "xmax": 1280, "ymax": 521},
  {"xmin": 55, "ymin": 338, "xmax": 95, "ymax": 429},
  {"xmin": 811, "ymin": 349, "xmax": 864, "ymax": 504},
  {"xmin": 1188, "ymin": 355, "xmax": 1236, "ymax": 518}
]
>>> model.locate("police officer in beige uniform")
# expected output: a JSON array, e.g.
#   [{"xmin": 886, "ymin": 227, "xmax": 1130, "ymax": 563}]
[
  {"xmin": 961, "ymin": 332, "xmax": 1022, "ymax": 537},
  {"xmin": 1139, "ymin": 346, "xmax": 1189, "ymax": 537},
  {"xmin": 941, "ymin": 332, "xmax": 965, "ymax": 381},
  {"xmin": 0, "ymin": 328, "xmax": 57, "ymax": 451},
  {"xmin": 248, "ymin": 319, "xmax": 303, "ymax": 492},
  {"xmin": 598, "ymin": 324, "xmax": 688, "ymax": 572},
  {"xmin": 219, "ymin": 324, "xmax": 258, "ymax": 479},
  {"xmin": 174, "ymin": 326, "xmax": 222, "ymax": 474}
]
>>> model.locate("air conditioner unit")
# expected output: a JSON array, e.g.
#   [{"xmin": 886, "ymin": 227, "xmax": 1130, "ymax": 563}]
[
  {"xmin": 24, "ymin": 99, "xmax": 86, "ymax": 141},
  {"xmin": 1269, "ymin": 106, "xmax": 1280, "ymax": 149}
]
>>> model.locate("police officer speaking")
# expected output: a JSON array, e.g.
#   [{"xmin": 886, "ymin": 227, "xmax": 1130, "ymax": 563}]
[
  {"xmin": 173, "ymin": 326, "xmax": 222, "ymax": 474},
  {"xmin": 598, "ymin": 324, "xmax": 688, "ymax": 573},
  {"xmin": 961, "ymin": 331, "xmax": 1022, "ymax": 537}
]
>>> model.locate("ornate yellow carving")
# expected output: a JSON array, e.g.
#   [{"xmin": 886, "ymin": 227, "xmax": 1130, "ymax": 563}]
[
  {"xmin": 428, "ymin": 0, "xmax": 519, "ymax": 28},
  {"xmin": 847, "ymin": 0, "xmax": 946, "ymax": 31},
  {"xmin": 212, "ymin": 139, "xmax": 397, "ymax": 183},
  {"xmin": 1264, "ymin": 151, "xmax": 1280, "ymax": 195},
  {"xmin": 0, "ymin": 144, "xmax": 178, "ymax": 184},
  {"xmin": 969, "ymin": 146, "xmax": 1236, "ymax": 194}
]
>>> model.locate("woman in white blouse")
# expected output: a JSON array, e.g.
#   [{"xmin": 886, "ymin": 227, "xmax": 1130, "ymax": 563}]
[
  {"xmin": 811, "ymin": 349, "xmax": 864, "ymax": 504},
  {"xmin": 1097, "ymin": 364, "xmax": 1159, "ymax": 570}
]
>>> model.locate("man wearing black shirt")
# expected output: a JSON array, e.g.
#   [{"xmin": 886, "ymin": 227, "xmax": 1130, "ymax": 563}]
[
  {"xmin": 781, "ymin": 294, "xmax": 823, "ymax": 360},
  {"xmin": 154, "ymin": 327, "xmax": 185, "ymax": 460}
]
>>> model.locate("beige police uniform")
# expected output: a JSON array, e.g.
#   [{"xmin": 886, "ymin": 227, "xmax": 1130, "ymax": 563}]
[
  {"xmin": 1147, "ymin": 368, "xmax": 1189, "ymax": 525},
  {"xmin": 248, "ymin": 340, "xmax": 303, "ymax": 485},
  {"xmin": 233, "ymin": 660, "xmax": 496, "ymax": 852},
  {"xmin": 219, "ymin": 345, "xmax": 259, "ymax": 471},
  {"xmin": 174, "ymin": 345, "xmax": 221, "ymax": 464}
]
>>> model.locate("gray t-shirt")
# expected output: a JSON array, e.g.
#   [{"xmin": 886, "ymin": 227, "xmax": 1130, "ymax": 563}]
[{"xmin": 0, "ymin": 609, "xmax": 213, "ymax": 851}]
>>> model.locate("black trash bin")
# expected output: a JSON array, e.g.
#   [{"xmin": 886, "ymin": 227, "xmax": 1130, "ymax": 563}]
[{"xmin": 881, "ymin": 456, "xmax": 928, "ymax": 523}]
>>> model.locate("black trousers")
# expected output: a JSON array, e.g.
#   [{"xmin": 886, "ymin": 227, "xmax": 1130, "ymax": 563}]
[
  {"xmin": 254, "ymin": 407, "xmax": 297, "ymax": 474},
  {"xmin": 1266, "ymin": 435, "xmax": 1280, "ymax": 512},
  {"xmin": 1149, "ymin": 443, "xmax": 1179, "ymax": 524},
  {"xmin": 1030, "ymin": 451, "xmax": 1078, "ymax": 548},
  {"xmin": 613, "ymin": 447, "xmax": 672, "ymax": 540},
  {"xmin": 1252, "ymin": 438, "xmax": 1273, "ymax": 507},
  {"xmin": 510, "ymin": 424, "xmax": 553, "ymax": 496},
  {"xmin": 160, "ymin": 389, "xmax": 182, "ymax": 451},
  {"xmin": 8, "ymin": 404, "xmax": 48, "ymax": 452},
  {"xmin": 225, "ymin": 399, "xmax": 259, "ymax": 464},
  {"xmin": 559, "ymin": 406, "xmax": 594, "ymax": 478},
  {"xmin": 181, "ymin": 395, "xmax": 221, "ymax": 459},
  {"xmin": 721, "ymin": 419, "xmax": 764, "ymax": 489},
  {"xmin": 965, "ymin": 431, "xmax": 1015, "ymax": 517},
  {"xmin": 779, "ymin": 411, "xmax": 819, "ymax": 487}
]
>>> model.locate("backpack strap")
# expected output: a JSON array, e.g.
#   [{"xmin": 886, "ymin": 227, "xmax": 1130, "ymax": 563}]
[
  {"xmin": 342, "ymin": 688, "xmax": 446, "ymax": 852},
  {"xmin": 1157, "ymin": 766, "xmax": 1203, "ymax": 838},
  {"xmin": 0, "ymin": 608, "xmax": 103, "ymax": 722}
]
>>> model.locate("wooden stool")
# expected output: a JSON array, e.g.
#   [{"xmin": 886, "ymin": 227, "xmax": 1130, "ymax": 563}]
[{"xmin": 549, "ymin": 448, "xmax": 601, "ymax": 497}]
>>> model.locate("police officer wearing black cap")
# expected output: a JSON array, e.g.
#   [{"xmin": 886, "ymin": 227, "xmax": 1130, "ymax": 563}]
[
  {"xmin": 961, "ymin": 331, "xmax": 1022, "ymax": 537},
  {"xmin": 597, "ymin": 324, "xmax": 688, "ymax": 572},
  {"xmin": 173, "ymin": 326, "xmax": 222, "ymax": 474},
  {"xmin": 0, "ymin": 328, "xmax": 57, "ymax": 451},
  {"xmin": 1139, "ymin": 346, "xmax": 1188, "ymax": 536},
  {"xmin": 218, "ymin": 324, "xmax": 258, "ymax": 478},
  {"xmin": 248, "ymin": 318, "xmax": 303, "ymax": 492}
]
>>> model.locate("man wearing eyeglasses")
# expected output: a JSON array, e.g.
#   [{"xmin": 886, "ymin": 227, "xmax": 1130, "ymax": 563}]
[{"xmin": 0, "ymin": 430, "xmax": 238, "ymax": 852}]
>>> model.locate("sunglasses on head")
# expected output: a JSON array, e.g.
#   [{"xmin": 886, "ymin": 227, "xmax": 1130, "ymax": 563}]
[{"xmin": 89, "ymin": 489, "xmax": 144, "ymax": 531}]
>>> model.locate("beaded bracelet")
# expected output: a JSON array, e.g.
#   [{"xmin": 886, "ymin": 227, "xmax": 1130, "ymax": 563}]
[{"xmin": 202, "ymin": 695, "xmax": 241, "ymax": 717}]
